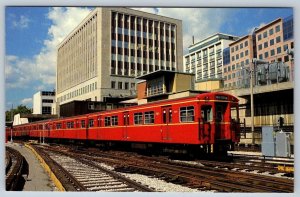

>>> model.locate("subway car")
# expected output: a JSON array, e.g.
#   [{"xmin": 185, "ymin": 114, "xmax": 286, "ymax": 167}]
[{"xmin": 8, "ymin": 92, "xmax": 240, "ymax": 156}]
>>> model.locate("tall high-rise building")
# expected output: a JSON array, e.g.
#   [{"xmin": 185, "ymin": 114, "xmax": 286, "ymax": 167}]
[
  {"xmin": 56, "ymin": 8, "xmax": 183, "ymax": 106},
  {"xmin": 184, "ymin": 33, "xmax": 239, "ymax": 81}
]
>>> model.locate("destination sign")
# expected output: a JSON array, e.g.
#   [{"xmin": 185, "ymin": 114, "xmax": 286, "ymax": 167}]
[{"xmin": 216, "ymin": 95, "xmax": 228, "ymax": 100}]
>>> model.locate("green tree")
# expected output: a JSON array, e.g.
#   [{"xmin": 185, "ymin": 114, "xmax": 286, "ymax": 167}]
[{"xmin": 5, "ymin": 105, "xmax": 32, "ymax": 122}]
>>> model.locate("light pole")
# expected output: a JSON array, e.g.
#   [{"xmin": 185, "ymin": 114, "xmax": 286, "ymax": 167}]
[
  {"xmin": 242, "ymin": 58, "xmax": 268, "ymax": 145},
  {"xmin": 286, "ymin": 49, "xmax": 294, "ymax": 81}
]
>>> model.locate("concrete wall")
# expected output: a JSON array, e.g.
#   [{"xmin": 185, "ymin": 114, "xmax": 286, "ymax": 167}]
[{"xmin": 194, "ymin": 80, "xmax": 222, "ymax": 91}]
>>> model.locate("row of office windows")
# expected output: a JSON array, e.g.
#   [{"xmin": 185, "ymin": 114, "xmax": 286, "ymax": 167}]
[
  {"xmin": 231, "ymin": 40, "xmax": 249, "ymax": 53},
  {"xmin": 231, "ymin": 50, "xmax": 249, "ymax": 61},
  {"xmin": 111, "ymin": 81, "xmax": 135, "ymax": 90},
  {"xmin": 258, "ymin": 47, "xmax": 283, "ymax": 59},
  {"xmin": 258, "ymin": 36, "xmax": 281, "ymax": 50},
  {"xmin": 224, "ymin": 59, "xmax": 250, "ymax": 73},
  {"xmin": 58, "ymin": 82, "xmax": 97, "ymax": 103},
  {"xmin": 257, "ymin": 25, "xmax": 281, "ymax": 41}
]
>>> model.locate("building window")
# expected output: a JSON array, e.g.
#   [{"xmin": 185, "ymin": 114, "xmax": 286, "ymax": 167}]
[
  {"xmin": 236, "ymin": 54, "xmax": 239, "ymax": 60},
  {"xmin": 235, "ymin": 45, "xmax": 238, "ymax": 51},
  {"xmin": 270, "ymin": 39, "xmax": 274, "ymax": 46},
  {"xmin": 105, "ymin": 117, "xmax": 111, "ymax": 126},
  {"xmin": 231, "ymin": 47, "xmax": 234, "ymax": 53},
  {"xmin": 232, "ymin": 73, "xmax": 235, "ymax": 78},
  {"xmin": 276, "ymin": 36, "xmax": 281, "ymax": 43},
  {"xmin": 240, "ymin": 52, "xmax": 244, "ymax": 58},
  {"xmin": 124, "ymin": 82, "xmax": 129, "ymax": 90},
  {"xmin": 269, "ymin": 28, "xmax": 274, "ymax": 35},
  {"xmin": 111, "ymin": 116, "xmax": 118, "ymax": 126},
  {"xmin": 224, "ymin": 67, "xmax": 227, "ymax": 73},
  {"xmin": 111, "ymin": 81, "xmax": 116, "ymax": 89},
  {"xmin": 245, "ymin": 59, "xmax": 249, "ymax": 65},
  {"xmin": 259, "ymin": 54, "xmax": 263, "ymax": 59},
  {"xmin": 232, "ymin": 64, "xmax": 235, "ymax": 70},
  {"xmin": 264, "ymin": 41, "xmax": 268, "ymax": 48},
  {"xmin": 264, "ymin": 51, "xmax": 269, "ymax": 58},
  {"xmin": 42, "ymin": 99, "xmax": 53, "ymax": 103},
  {"xmin": 144, "ymin": 111, "xmax": 154, "ymax": 124},
  {"xmin": 275, "ymin": 25, "xmax": 280, "ymax": 32},
  {"xmin": 134, "ymin": 112, "xmax": 143, "ymax": 124},
  {"xmin": 277, "ymin": 46, "xmax": 282, "ymax": 54},
  {"xmin": 245, "ymin": 50, "xmax": 249, "ymax": 56},
  {"xmin": 258, "ymin": 34, "xmax": 262, "ymax": 41},
  {"xmin": 270, "ymin": 49, "xmax": 275, "ymax": 56},
  {"xmin": 258, "ymin": 44, "xmax": 262, "ymax": 50},
  {"xmin": 240, "ymin": 43, "xmax": 243, "ymax": 49},
  {"xmin": 231, "ymin": 56, "xmax": 235, "ymax": 61},
  {"xmin": 245, "ymin": 41, "xmax": 248, "ymax": 47},
  {"xmin": 228, "ymin": 66, "xmax": 231, "ymax": 72},
  {"xmin": 263, "ymin": 31, "xmax": 268, "ymax": 38},
  {"xmin": 42, "ymin": 106, "xmax": 51, "ymax": 114},
  {"xmin": 180, "ymin": 106, "xmax": 194, "ymax": 122},
  {"xmin": 284, "ymin": 55, "xmax": 289, "ymax": 62},
  {"xmin": 118, "ymin": 82, "xmax": 122, "ymax": 89}
]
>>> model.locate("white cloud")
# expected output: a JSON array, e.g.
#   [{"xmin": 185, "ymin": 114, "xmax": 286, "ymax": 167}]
[
  {"xmin": 21, "ymin": 98, "xmax": 32, "ymax": 105},
  {"xmin": 12, "ymin": 15, "xmax": 30, "ymax": 29},
  {"xmin": 6, "ymin": 7, "xmax": 92, "ymax": 91}
]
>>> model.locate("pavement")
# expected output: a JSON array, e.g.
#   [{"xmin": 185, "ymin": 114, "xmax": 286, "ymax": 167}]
[{"xmin": 6, "ymin": 142, "xmax": 56, "ymax": 191}]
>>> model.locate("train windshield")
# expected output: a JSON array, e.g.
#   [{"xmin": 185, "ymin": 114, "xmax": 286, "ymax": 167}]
[
  {"xmin": 231, "ymin": 105, "xmax": 239, "ymax": 123},
  {"xmin": 201, "ymin": 105, "xmax": 212, "ymax": 122}
]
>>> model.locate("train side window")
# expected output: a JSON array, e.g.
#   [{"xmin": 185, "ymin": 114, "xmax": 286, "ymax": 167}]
[
  {"xmin": 105, "ymin": 117, "xmax": 111, "ymax": 126},
  {"xmin": 180, "ymin": 106, "xmax": 194, "ymax": 122},
  {"xmin": 67, "ymin": 122, "xmax": 74, "ymax": 128},
  {"xmin": 56, "ymin": 123, "xmax": 62, "ymax": 129},
  {"xmin": 134, "ymin": 112, "xmax": 143, "ymax": 124},
  {"xmin": 144, "ymin": 111, "xmax": 154, "ymax": 124},
  {"xmin": 201, "ymin": 105, "xmax": 212, "ymax": 122},
  {"xmin": 81, "ymin": 120, "xmax": 86, "ymax": 128},
  {"xmin": 112, "ymin": 116, "xmax": 118, "ymax": 126},
  {"xmin": 89, "ymin": 119, "xmax": 94, "ymax": 127}
]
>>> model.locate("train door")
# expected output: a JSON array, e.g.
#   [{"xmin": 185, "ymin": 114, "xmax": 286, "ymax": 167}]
[
  {"xmin": 161, "ymin": 106, "xmax": 172, "ymax": 140},
  {"xmin": 200, "ymin": 105, "xmax": 212, "ymax": 141},
  {"xmin": 123, "ymin": 112, "xmax": 129, "ymax": 140},
  {"xmin": 215, "ymin": 102, "xmax": 227, "ymax": 139}
]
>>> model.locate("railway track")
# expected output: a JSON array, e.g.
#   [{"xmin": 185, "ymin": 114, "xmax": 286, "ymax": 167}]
[
  {"xmin": 6, "ymin": 147, "xmax": 29, "ymax": 191},
  {"xmin": 67, "ymin": 145, "xmax": 294, "ymax": 192},
  {"xmin": 36, "ymin": 144, "xmax": 294, "ymax": 192},
  {"xmin": 32, "ymin": 144, "xmax": 154, "ymax": 192}
]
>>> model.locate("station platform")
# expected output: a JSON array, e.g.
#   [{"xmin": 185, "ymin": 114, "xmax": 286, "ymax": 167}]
[{"xmin": 6, "ymin": 142, "xmax": 56, "ymax": 191}]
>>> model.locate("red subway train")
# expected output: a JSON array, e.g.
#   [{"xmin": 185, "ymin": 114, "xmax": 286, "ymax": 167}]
[{"xmin": 6, "ymin": 92, "xmax": 240, "ymax": 156}]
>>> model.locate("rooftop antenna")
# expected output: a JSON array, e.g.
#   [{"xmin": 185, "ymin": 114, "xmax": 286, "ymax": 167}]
[{"xmin": 192, "ymin": 36, "xmax": 195, "ymax": 45}]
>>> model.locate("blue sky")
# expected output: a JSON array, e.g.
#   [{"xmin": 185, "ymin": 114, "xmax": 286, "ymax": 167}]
[{"xmin": 5, "ymin": 7, "xmax": 293, "ymax": 111}]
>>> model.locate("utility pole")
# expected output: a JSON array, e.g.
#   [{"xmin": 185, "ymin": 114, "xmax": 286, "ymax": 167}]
[
  {"xmin": 250, "ymin": 58, "xmax": 268, "ymax": 145},
  {"xmin": 10, "ymin": 104, "xmax": 13, "ymax": 143}
]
